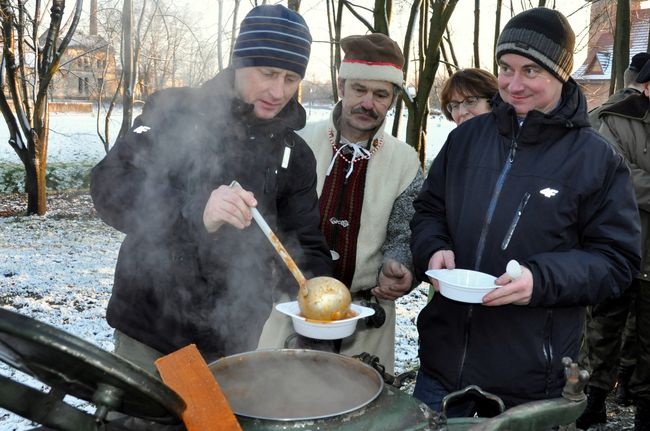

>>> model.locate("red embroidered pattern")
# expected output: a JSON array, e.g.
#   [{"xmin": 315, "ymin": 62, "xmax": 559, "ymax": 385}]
[{"xmin": 319, "ymin": 153, "xmax": 368, "ymax": 287}]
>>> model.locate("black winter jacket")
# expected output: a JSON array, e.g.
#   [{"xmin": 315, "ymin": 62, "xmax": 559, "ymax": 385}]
[
  {"xmin": 90, "ymin": 69, "xmax": 332, "ymax": 360},
  {"xmin": 410, "ymin": 79, "xmax": 641, "ymax": 407}
]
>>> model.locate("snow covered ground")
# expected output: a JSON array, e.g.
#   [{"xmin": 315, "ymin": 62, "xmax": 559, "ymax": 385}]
[{"xmin": 0, "ymin": 108, "xmax": 452, "ymax": 429}]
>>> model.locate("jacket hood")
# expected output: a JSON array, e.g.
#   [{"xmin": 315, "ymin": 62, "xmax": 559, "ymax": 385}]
[
  {"xmin": 492, "ymin": 78, "xmax": 591, "ymax": 145},
  {"xmin": 200, "ymin": 68, "xmax": 307, "ymax": 134},
  {"xmin": 599, "ymin": 93, "xmax": 650, "ymax": 122}
]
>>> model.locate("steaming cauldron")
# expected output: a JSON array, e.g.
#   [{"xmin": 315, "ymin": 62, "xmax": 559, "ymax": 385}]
[
  {"xmin": 208, "ymin": 350, "xmax": 589, "ymax": 431},
  {"xmin": 208, "ymin": 349, "xmax": 436, "ymax": 429},
  {"xmin": 0, "ymin": 307, "xmax": 588, "ymax": 431}
]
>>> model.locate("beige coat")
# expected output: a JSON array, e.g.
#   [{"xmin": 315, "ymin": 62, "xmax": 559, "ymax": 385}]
[{"xmin": 258, "ymin": 106, "xmax": 422, "ymax": 373}]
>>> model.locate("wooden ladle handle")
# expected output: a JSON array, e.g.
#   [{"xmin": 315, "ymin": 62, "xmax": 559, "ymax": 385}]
[{"xmin": 230, "ymin": 181, "xmax": 308, "ymax": 292}]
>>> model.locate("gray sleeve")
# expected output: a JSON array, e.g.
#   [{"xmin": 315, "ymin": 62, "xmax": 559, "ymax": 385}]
[{"xmin": 381, "ymin": 168, "xmax": 425, "ymax": 283}]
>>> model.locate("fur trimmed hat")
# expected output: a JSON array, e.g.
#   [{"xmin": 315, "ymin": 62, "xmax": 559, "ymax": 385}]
[
  {"xmin": 338, "ymin": 33, "xmax": 404, "ymax": 86},
  {"xmin": 495, "ymin": 8, "xmax": 575, "ymax": 83},
  {"xmin": 232, "ymin": 5, "xmax": 312, "ymax": 78}
]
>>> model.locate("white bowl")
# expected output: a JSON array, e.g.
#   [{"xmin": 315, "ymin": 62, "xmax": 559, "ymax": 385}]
[
  {"xmin": 425, "ymin": 268, "xmax": 499, "ymax": 303},
  {"xmin": 275, "ymin": 301, "xmax": 375, "ymax": 340}
]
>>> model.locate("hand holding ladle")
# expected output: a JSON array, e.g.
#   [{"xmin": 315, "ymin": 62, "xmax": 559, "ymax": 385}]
[{"xmin": 229, "ymin": 181, "xmax": 351, "ymax": 321}]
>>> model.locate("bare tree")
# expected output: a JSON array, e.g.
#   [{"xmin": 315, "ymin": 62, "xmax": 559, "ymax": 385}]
[
  {"xmin": 473, "ymin": 0, "xmax": 480, "ymax": 67},
  {"xmin": 0, "ymin": 0, "xmax": 84, "ymax": 215},
  {"xmin": 326, "ymin": 0, "xmax": 343, "ymax": 102},
  {"xmin": 373, "ymin": 0, "xmax": 390, "ymax": 35},
  {"xmin": 119, "ymin": 0, "xmax": 135, "ymax": 139},
  {"xmin": 217, "ymin": 0, "xmax": 224, "ymax": 70},
  {"xmin": 493, "ymin": 0, "xmax": 502, "ymax": 75},
  {"xmin": 611, "ymin": 0, "xmax": 630, "ymax": 94},
  {"xmin": 403, "ymin": 0, "xmax": 459, "ymax": 165},
  {"xmin": 95, "ymin": 0, "xmax": 219, "ymax": 151}
]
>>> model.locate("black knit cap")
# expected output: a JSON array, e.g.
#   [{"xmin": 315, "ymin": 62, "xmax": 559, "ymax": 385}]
[
  {"xmin": 496, "ymin": 8, "xmax": 575, "ymax": 83},
  {"xmin": 636, "ymin": 59, "xmax": 650, "ymax": 83},
  {"xmin": 232, "ymin": 5, "xmax": 312, "ymax": 78},
  {"xmin": 630, "ymin": 52, "xmax": 650, "ymax": 72}
]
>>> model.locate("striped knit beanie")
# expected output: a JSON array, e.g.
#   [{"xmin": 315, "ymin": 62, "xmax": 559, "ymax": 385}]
[
  {"xmin": 232, "ymin": 5, "xmax": 312, "ymax": 78},
  {"xmin": 495, "ymin": 8, "xmax": 574, "ymax": 83},
  {"xmin": 338, "ymin": 33, "xmax": 404, "ymax": 86}
]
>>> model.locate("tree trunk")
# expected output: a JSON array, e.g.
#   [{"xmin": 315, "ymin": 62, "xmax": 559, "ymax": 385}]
[
  {"xmin": 217, "ymin": 0, "xmax": 224, "ymax": 71},
  {"xmin": 611, "ymin": 0, "xmax": 630, "ymax": 94},
  {"xmin": 473, "ymin": 0, "xmax": 480, "ymax": 67},
  {"xmin": 493, "ymin": 0, "xmax": 502, "ymax": 75},
  {"xmin": 327, "ymin": 0, "xmax": 344, "ymax": 103},
  {"xmin": 0, "ymin": 0, "xmax": 82, "ymax": 215},
  {"xmin": 119, "ymin": 0, "xmax": 134, "ymax": 140},
  {"xmin": 391, "ymin": 0, "xmax": 423, "ymax": 138},
  {"xmin": 374, "ymin": 0, "xmax": 390, "ymax": 34},
  {"xmin": 405, "ymin": 0, "xmax": 458, "ymax": 166}
]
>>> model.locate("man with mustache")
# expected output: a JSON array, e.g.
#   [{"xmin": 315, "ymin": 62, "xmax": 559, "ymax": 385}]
[{"xmin": 259, "ymin": 33, "xmax": 423, "ymax": 374}]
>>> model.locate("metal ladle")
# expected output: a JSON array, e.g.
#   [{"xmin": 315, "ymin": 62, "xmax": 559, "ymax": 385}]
[{"xmin": 230, "ymin": 181, "xmax": 351, "ymax": 321}]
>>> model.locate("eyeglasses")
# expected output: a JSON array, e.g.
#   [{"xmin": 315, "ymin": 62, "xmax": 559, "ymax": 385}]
[{"xmin": 446, "ymin": 96, "xmax": 488, "ymax": 114}]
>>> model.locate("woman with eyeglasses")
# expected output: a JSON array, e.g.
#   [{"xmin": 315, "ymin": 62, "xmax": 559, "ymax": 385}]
[
  {"xmin": 423, "ymin": 69, "xmax": 498, "ymax": 306},
  {"xmin": 439, "ymin": 68, "xmax": 498, "ymax": 125}
]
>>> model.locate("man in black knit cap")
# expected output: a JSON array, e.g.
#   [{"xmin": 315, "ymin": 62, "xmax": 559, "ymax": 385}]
[
  {"xmin": 588, "ymin": 52, "xmax": 650, "ymax": 130},
  {"xmin": 410, "ymin": 7, "xmax": 641, "ymax": 418}
]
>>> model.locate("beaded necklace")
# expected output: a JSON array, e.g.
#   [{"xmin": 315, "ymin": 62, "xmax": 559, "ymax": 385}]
[{"xmin": 326, "ymin": 128, "xmax": 383, "ymax": 178}]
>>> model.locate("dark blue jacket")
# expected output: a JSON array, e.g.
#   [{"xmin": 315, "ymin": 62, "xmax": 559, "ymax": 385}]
[
  {"xmin": 410, "ymin": 79, "xmax": 641, "ymax": 407},
  {"xmin": 91, "ymin": 69, "xmax": 332, "ymax": 360}
]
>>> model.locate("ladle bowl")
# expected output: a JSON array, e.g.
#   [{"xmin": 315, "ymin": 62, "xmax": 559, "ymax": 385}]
[
  {"xmin": 230, "ymin": 181, "xmax": 352, "ymax": 321},
  {"xmin": 298, "ymin": 276, "xmax": 352, "ymax": 321}
]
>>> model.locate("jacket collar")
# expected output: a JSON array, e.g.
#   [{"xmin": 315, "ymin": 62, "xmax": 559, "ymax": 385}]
[
  {"xmin": 599, "ymin": 93, "xmax": 650, "ymax": 122},
  {"xmin": 492, "ymin": 78, "xmax": 590, "ymax": 145}
]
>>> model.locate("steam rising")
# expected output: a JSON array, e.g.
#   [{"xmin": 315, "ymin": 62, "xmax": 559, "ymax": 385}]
[{"xmin": 91, "ymin": 73, "xmax": 327, "ymax": 361}]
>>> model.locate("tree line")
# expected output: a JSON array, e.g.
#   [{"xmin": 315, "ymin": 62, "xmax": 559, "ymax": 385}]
[{"xmin": 0, "ymin": 0, "xmax": 629, "ymax": 215}]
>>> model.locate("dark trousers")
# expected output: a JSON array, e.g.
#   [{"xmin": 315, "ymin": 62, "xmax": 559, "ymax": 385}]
[
  {"xmin": 580, "ymin": 279, "xmax": 649, "ymax": 401},
  {"xmin": 631, "ymin": 279, "xmax": 650, "ymax": 400},
  {"xmin": 580, "ymin": 281, "xmax": 637, "ymax": 390}
]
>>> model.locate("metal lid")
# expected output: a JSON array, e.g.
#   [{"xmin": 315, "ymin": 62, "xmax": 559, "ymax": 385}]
[{"xmin": 209, "ymin": 348, "xmax": 384, "ymax": 421}]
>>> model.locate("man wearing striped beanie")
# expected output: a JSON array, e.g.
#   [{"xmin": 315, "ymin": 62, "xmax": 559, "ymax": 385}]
[
  {"xmin": 90, "ymin": 3, "xmax": 333, "ymax": 376},
  {"xmin": 232, "ymin": 4, "xmax": 311, "ymax": 80}
]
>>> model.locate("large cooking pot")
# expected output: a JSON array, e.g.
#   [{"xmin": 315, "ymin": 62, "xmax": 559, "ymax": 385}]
[
  {"xmin": 209, "ymin": 349, "xmax": 383, "ymax": 420},
  {"xmin": 209, "ymin": 349, "xmax": 437, "ymax": 431}
]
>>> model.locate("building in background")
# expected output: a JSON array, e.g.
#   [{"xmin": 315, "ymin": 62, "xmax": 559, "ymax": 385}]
[{"xmin": 574, "ymin": 0, "xmax": 650, "ymax": 110}]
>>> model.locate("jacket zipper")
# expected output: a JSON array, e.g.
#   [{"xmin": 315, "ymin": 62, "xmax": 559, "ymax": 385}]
[
  {"xmin": 459, "ymin": 140, "xmax": 517, "ymax": 387},
  {"xmin": 543, "ymin": 309, "xmax": 554, "ymax": 397},
  {"xmin": 501, "ymin": 192, "xmax": 531, "ymax": 250},
  {"xmin": 475, "ymin": 139, "xmax": 518, "ymax": 269},
  {"xmin": 456, "ymin": 305, "xmax": 473, "ymax": 389}
]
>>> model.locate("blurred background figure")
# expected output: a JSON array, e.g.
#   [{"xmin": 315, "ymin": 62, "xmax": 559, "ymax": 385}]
[
  {"xmin": 579, "ymin": 59, "xmax": 650, "ymax": 431},
  {"xmin": 576, "ymin": 51, "xmax": 650, "ymax": 431},
  {"xmin": 588, "ymin": 52, "xmax": 650, "ymax": 130}
]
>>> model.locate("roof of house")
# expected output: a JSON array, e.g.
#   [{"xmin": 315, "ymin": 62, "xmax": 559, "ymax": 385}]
[
  {"xmin": 573, "ymin": 8, "xmax": 650, "ymax": 81},
  {"xmin": 38, "ymin": 32, "xmax": 108, "ymax": 50}
]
